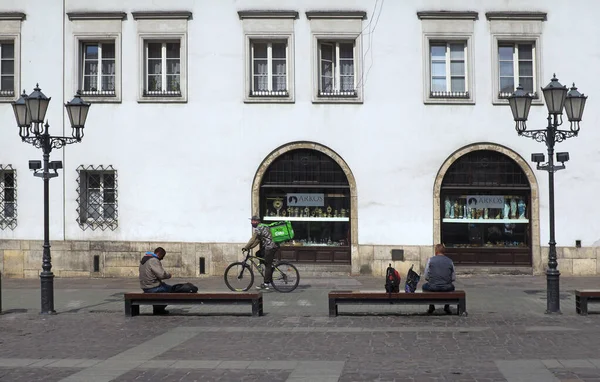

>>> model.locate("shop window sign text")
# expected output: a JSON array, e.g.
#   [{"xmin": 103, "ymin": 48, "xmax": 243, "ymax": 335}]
[{"xmin": 287, "ymin": 193, "xmax": 325, "ymax": 207}]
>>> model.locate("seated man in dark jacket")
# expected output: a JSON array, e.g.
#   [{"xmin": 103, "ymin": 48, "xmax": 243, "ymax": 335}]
[
  {"xmin": 422, "ymin": 244, "xmax": 456, "ymax": 314},
  {"xmin": 139, "ymin": 247, "xmax": 172, "ymax": 314}
]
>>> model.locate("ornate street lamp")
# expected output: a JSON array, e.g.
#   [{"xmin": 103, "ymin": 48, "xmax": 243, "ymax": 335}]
[
  {"xmin": 507, "ymin": 74, "xmax": 587, "ymax": 314},
  {"xmin": 11, "ymin": 85, "xmax": 91, "ymax": 315}
]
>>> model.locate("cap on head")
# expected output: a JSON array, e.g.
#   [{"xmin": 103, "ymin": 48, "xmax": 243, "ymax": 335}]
[{"xmin": 250, "ymin": 215, "xmax": 261, "ymax": 221}]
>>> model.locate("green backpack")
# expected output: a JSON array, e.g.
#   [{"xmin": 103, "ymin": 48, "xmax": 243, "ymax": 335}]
[{"xmin": 261, "ymin": 221, "xmax": 295, "ymax": 243}]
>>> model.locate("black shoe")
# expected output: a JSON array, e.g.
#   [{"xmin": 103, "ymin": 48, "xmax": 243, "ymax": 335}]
[
  {"xmin": 444, "ymin": 305, "xmax": 452, "ymax": 315},
  {"xmin": 427, "ymin": 305, "xmax": 435, "ymax": 314}
]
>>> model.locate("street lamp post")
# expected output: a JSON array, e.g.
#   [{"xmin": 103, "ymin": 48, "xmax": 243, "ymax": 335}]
[
  {"xmin": 11, "ymin": 85, "xmax": 91, "ymax": 315},
  {"xmin": 507, "ymin": 75, "xmax": 587, "ymax": 314}
]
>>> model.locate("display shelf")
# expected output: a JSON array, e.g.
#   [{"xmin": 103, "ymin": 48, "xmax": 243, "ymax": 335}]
[
  {"xmin": 442, "ymin": 218, "xmax": 529, "ymax": 224},
  {"xmin": 263, "ymin": 216, "xmax": 349, "ymax": 222}
]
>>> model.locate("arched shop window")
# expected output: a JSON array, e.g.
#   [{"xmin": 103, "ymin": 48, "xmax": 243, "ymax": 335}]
[
  {"xmin": 441, "ymin": 150, "xmax": 532, "ymax": 266},
  {"xmin": 260, "ymin": 149, "xmax": 351, "ymax": 263}
]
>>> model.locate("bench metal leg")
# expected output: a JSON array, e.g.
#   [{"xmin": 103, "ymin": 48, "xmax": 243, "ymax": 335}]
[
  {"xmin": 252, "ymin": 298, "xmax": 263, "ymax": 317},
  {"xmin": 125, "ymin": 300, "xmax": 132, "ymax": 316},
  {"xmin": 576, "ymin": 296, "xmax": 588, "ymax": 315},
  {"xmin": 458, "ymin": 298, "xmax": 467, "ymax": 316},
  {"xmin": 329, "ymin": 298, "xmax": 338, "ymax": 317}
]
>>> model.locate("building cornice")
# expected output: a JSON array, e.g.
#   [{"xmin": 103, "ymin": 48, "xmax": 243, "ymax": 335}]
[
  {"xmin": 67, "ymin": 12, "xmax": 127, "ymax": 21},
  {"xmin": 417, "ymin": 11, "xmax": 478, "ymax": 20},
  {"xmin": 486, "ymin": 12, "xmax": 547, "ymax": 21},
  {"xmin": 305, "ymin": 11, "xmax": 367, "ymax": 20},
  {"xmin": 131, "ymin": 11, "xmax": 192, "ymax": 20},
  {"xmin": 237, "ymin": 10, "xmax": 299, "ymax": 19},
  {"xmin": 0, "ymin": 12, "xmax": 26, "ymax": 21}
]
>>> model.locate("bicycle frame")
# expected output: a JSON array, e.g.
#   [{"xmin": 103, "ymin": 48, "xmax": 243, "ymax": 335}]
[{"xmin": 238, "ymin": 251, "xmax": 266, "ymax": 279}]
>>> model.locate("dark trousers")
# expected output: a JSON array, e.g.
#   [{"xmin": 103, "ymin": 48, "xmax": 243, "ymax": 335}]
[
  {"xmin": 257, "ymin": 247, "xmax": 277, "ymax": 284},
  {"xmin": 422, "ymin": 283, "xmax": 455, "ymax": 311},
  {"xmin": 143, "ymin": 282, "xmax": 172, "ymax": 312}
]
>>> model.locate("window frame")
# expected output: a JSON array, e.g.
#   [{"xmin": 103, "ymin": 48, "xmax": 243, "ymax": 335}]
[
  {"xmin": 250, "ymin": 40, "xmax": 289, "ymax": 97},
  {"xmin": 133, "ymin": 12, "xmax": 191, "ymax": 103},
  {"xmin": 422, "ymin": 33, "xmax": 475, "ymax": 104},
  {"xmin": 487, "ymin": 12, "xmax": 545, "ymax": 106},
  {"xmin": 429, "ymin": 41, "xmax": 469, "ymax": 98},
  {"xmin": 0, "ymin": 13, "xmax": 23, "ymax": 103},
  {"xmin": 496, "ymin": 40, "xmax": 537, "ymax": 100},
  {"xmin": 306, "ymin": 11, "xmax": 365, "ymax": 104},
  {"xmin": 317, "ymin": 40, "xmax": 357, "ymax": 97},
  {"xmin": 239, "ymin": 11, "xmax": 298, "ymax": 104},
  {"xmin": 138, "ymin": 33, "xmax": 187, "ymax": 103},
  {"xmin": 76, "ymin": 165, "xmax": 118, "ymax": 231},
  {"xmin": 79, "ymin": 41, "xmax": 117, "ymax": 97},
  {"xmin": 0, "ymin": 165, "xmax": 17, "ymax": 230},
  {"xmin": 144, "ymin": 40, "xmax": 182, "ymax": 97}
]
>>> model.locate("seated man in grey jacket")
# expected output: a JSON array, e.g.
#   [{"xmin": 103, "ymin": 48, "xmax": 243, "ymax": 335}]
[
  {"xmin": 422, "ymin": 244, "xmax": 456, "ymax": 314},
  {"xmin": 139, "ymin": 247, "xmax": 172, "ymax": 314}
]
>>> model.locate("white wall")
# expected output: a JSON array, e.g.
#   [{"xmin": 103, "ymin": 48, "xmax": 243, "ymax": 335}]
[{"xmin": 1, "ymin": 0, "xmax": 599, "ymax": 249}]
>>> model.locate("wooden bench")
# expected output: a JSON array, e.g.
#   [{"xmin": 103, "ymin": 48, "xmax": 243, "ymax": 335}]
[
  {"xmin": 575, "ymin": 290, "xmax": 600, "ymax": 315},
  {"xmin": 328, "ymin": 290, "xmax": 467, "ymax": 317},
  {"xmin": 124, "ymin": 292, "xmax": 263, "ymax": 317}
]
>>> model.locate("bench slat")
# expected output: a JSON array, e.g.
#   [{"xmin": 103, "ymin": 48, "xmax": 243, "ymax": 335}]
[
  {"xmin": 575, "ymin": 290, "xmax": 600, "ymax": 297},
  {"xmin": 124, "ymin": 292, "xmax": 259, "ymax": 300}
]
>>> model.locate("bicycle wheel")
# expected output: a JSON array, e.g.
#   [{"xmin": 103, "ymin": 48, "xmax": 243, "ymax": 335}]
[
  {"xmin": 224, "ymin": 262, "xmax": 254, "ymax": 292},
  {"xmin": 270, "ymin": 261, "xmax": 300, "ymax": 293}
]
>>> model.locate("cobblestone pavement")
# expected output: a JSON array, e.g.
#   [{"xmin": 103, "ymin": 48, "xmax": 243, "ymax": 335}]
[{"xmin": 0, "ymin": 274, "xmax": 599, "ymax": 381}]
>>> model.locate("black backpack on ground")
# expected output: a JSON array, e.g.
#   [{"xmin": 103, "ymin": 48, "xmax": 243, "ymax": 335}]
[
  {"xmin": 170, "ymin": 282, "xmax": 199, "ymax": 293},
  {"xmin": 384, "ymin": 264, "xmax": 401, "ymax": 294}
]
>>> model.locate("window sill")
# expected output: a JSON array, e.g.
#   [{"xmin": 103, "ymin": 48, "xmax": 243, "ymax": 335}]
[
  {"xmin": 244, "ymin": 95, "xmax": 295, "ymax": 104},
  {"xmin": 78, "ymin": 94, "xmax": 122, "ymax": 103},
  {"xmin": 138, "ymin": 96, "xmax": 187, "ymax": 103},
  {"xmin": 0, "ymin": 94, "xmax": 18, "ymax": 103},
  {"xmin": 312, "ymin": 92, "xmax": 363, "ymax": 104},
  {"xmin": 493, "ymin": 98, "xmax": 544, "ymax": 106}
]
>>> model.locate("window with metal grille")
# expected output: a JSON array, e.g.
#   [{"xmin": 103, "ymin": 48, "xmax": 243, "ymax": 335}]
[
  {"xmin": 80, "ymin": 41, "xmax": 116, "ymax": 96},
  {"xmin": 261, "ymin": 149, "xmax": 349, "ymax": 187},
  {"xmin": 144, "ymin": 41, "xmax": 181, "ymax": 96},
  {"xmin": 0, "ymin": 41, "xmax": 15, "ymax": 97},
  {"xmin": 77, "ymin": 165, "xmax": 118, "ymax": 231},
  {"xmin": 442, "ymin": 150, "xmax": 530, "ymax": 189},
  {"xmin": 0, "ymin": 165, "xmax": 16, "ymax": 230}
]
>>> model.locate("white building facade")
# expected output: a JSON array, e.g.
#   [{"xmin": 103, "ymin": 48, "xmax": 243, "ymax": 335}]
[{"xmin": 1, "ymin": 0, "xmax": 599, "ymax": 279}]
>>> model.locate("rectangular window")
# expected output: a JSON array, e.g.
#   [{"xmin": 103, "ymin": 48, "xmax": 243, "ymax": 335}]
[
  {"xmin": 318, "ymin": 41, "xmax": 356, "ymax": 97},
  {"xmin": 77, "ymin": 167, "xmax": 118, "ymax": 231},
  {"xmin": 0, "ymin": 165, "xmax": 16, "ymax": 230},
  {"xmin": 145, "ymin": 41, "xmax": 181, "ymax": 96},
  {"xmin": 430, "ymin": 42, "xmax": 468, "ymax": 98},
  {"xmin": 251, "ymin": 41, "xmax": 288, "ymax": 96},
  {"xmin": 0, "ymin": 42, "xmax": 15, "ymax": 97},
  {"xmin": 81, "ymin": 42, "xmax": 116, "ymax": 96},
  {"xmin": 498, "ymin": 43, "xmax": 535, "ymax": 98}
]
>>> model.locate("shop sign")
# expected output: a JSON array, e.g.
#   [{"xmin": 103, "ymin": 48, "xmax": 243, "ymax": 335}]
[
  {"xmin": 466, "ymin": 195, "xmax": 506, "ymax": 209},
  {"xmin": 287, "ymin": 193, "xmax": 325, "ymax": 207}
]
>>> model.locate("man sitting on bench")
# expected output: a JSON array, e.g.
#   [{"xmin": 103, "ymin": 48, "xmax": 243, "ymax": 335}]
[
  {"xmin": 139, "ymin": 246, "xmax": 173, "ymax": 315},
  {"xmin": 422, "ymin": 244, "xmax": 456, "ymax": 315}
]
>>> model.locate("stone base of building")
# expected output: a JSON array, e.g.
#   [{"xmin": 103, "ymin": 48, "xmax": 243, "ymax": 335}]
[{"xmin": 1, "ymin": 240, "xmax": 598, "ymax": 278}]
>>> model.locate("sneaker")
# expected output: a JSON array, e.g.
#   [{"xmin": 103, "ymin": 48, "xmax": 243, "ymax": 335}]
[{"xmin": 255, "ymin": 283, "xmax": 270, "ymax": 290}]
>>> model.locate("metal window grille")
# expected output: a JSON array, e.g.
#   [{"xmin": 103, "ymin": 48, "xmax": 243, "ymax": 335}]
[
  {"xmin": 0, "ymin": 165, "xmax": 17, "ymax": 230},
  {"xmin": 261, "ymin": 149, "xmax": 349, "ymax": 187},
  {"xmin": 76, "ymin": 165, "xmax": 118, "ymax": 231},
  {"xmin": 442, "ymin": 150, "xmax": 530, "ymax": 189}
]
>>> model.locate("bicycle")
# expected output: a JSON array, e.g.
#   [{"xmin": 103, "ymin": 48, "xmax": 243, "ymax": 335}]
[{"xmin": 224, "ymin": 249, "xmax": 300, "ymax": 293}]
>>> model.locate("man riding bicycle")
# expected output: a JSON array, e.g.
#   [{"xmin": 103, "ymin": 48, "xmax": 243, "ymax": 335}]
[{"xmin": 242, "ymin": 215, "xmax": 278, "ymax": 290}]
